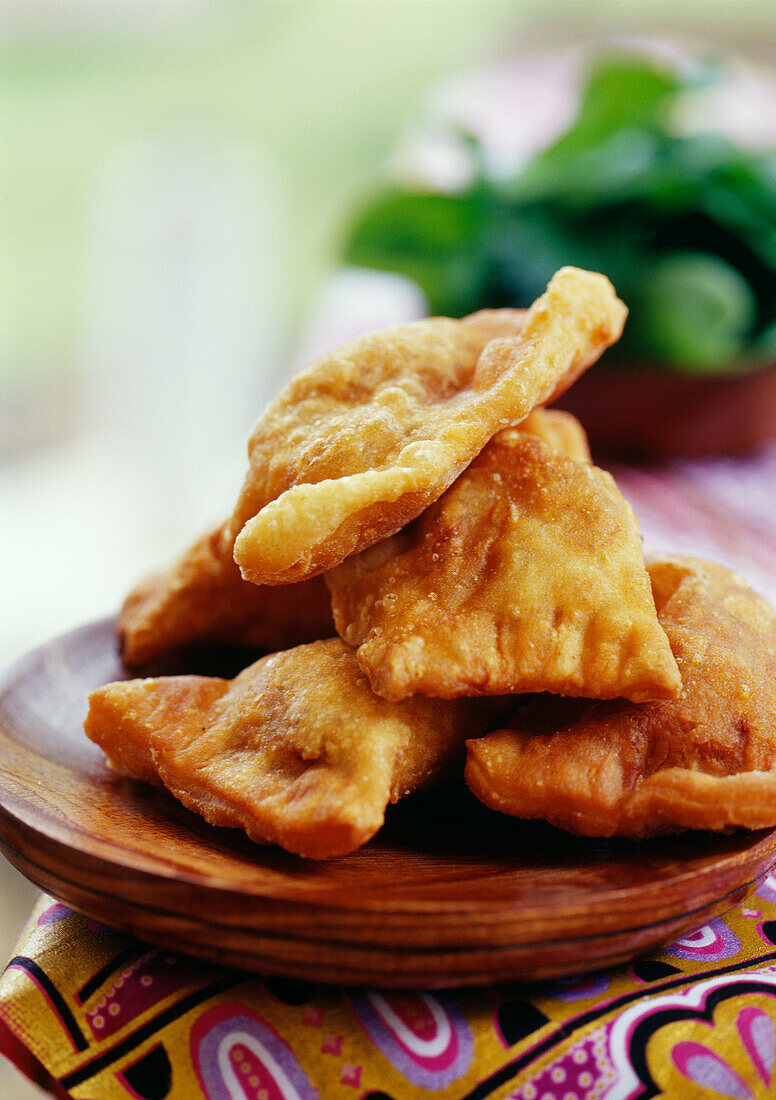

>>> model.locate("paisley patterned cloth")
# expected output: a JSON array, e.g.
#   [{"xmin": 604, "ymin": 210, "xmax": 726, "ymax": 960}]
[{"xmin": 4, "ymin": 886, "xmax": 776, "ymax": 1099}]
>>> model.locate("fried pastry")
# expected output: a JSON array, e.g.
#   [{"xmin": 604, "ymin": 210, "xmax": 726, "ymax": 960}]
[
  {"xmin": 119, "ymin": 524, "xmax": 334, "ymax": 671},
  {"xmin": 326, "ymin": 424, "xmax": 679, "ymax": 703},
  {"xmin": 231, "ymin": 267, "xmax": 627, "ymax": 586},
  {"xmin": 465, "ymin": 556, "xmax": 776, "ymax": 837},
  {"xmin": 85, "ymin": 639, "xmax": 504, "ymax": 859},
  {"xmin": 517, "ymin": 407, "xmax": 591, "ymax": 464}
]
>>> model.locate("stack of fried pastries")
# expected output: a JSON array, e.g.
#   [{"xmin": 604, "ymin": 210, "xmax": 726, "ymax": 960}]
[{"xmin": 85, "ymin": 266, "xmax": 776, "ymax": 858}]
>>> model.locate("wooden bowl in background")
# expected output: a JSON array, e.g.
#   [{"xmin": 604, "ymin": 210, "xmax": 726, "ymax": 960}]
[{"xmin": 554, "ymin": 362, "xmax": 776, "ymax": 461}]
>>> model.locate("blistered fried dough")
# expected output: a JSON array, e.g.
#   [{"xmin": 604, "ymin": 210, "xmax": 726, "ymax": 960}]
[
  {"xmin": 466, "ymin": 556, "xmax": 776, "ymax": 837},
  {"xmin": 231, "ymin": 267, "xmax": 626, "ymax": 586},
  {"xmin": 119, "ymin": 524, "xmax": 334, "ymax": 671},
  {"xmin": 85, "ymin": 639, "xmax": 504, "ymax": 859},
  {"xmin": 327, "ymin": 427, "xmax": 678, "ymax": 703},
  {"xmin": 518, "ymin": 407, "xmax": 591, "ymax": 464}
]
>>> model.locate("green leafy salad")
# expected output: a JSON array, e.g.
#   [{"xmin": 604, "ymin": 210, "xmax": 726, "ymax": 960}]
[{"xmin": 344, "ymin": 55, "xmax": 776, "ymax": 374}]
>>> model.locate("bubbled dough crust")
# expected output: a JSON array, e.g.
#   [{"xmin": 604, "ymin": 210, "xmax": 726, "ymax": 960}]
[
  {"xmin": 85, "ymin": 639, "xmax": 505, "ymax": 859},
  {"xmin": 517, "ymin": 406, "xmax": 592, "ymax": 465},
  {"xmin": 232, "ymin": 267, "xmax": 627, "ymax": 586},
  {"xmin": 466, "ymin": 556, "xmax": 776, "ymax": 837},
  {"xmin": 327, "ymin": 418, "xmax": 678, "ymax": 703},
  {"xmin": 118, "ymin": 523, "xmax": 334, "ymax": 671}
]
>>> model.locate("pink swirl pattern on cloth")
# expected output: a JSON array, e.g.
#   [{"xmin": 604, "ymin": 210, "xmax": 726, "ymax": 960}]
[{"xmin": 2, "ymin": 899, "xmax": 776, "ymax": 1098}]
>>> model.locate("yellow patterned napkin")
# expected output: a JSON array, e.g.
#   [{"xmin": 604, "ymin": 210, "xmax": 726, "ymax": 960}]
[{"xmin": 4, "ymin": 884, "xmax": 776, "ymax": 1098}]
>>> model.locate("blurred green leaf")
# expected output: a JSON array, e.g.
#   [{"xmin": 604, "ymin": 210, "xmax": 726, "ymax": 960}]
[
  {"xmin": 543, "ymin": 58, "xmax": 680, "ymax": 156},
  {"xmin": 637, "ymin": 252, "xmax": 756, "ymax": 370},
  {"xmin": 508, "ymin": 129, "xmax": 660, "ymax": 208},
  {"xmin": 752, "ymin": 319, "xmax": 776, "ymax": 360},
  {"xmin": 486, "ymin": 206, "xmax": 645, "ymax": 305},
  {"xmin": 342, "ymin": 52, "xmax": 776, "ymax": 373},
  {"xmin": 344, "ymin": 189, "xmax": 490, "ymax": 315}
]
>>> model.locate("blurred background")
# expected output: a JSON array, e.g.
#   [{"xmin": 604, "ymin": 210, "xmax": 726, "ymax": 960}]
[
  {"xmin": 4, "ymin": 2, "xmax": 776, "ymax": 1092},
  {"xmin": 7, "ymin": 0, "xmax": 776, "ymax": 669}
]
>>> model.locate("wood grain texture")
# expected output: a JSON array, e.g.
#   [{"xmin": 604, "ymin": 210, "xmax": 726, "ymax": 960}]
[{"xmin": 0, "ymin": 619, "xmax": 775, "ymax": 988}]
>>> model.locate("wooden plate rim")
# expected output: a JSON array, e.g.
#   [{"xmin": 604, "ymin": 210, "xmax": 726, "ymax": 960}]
[{"xmin": 1, "ymin": 619, "xmax": 776, "ymax": 986}]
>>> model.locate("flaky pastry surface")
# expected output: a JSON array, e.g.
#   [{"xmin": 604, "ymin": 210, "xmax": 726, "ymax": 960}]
[
  {"xmin": 327, "ymin": 422, "xmax": 678, "ymax": 703},
  {"xmin": 119, "ymin": 524, "xmax": 333, "ymax": 671},
  {"xmin": 517, "ymin": 407, "xmax": 592, "ymax": 464},
  {"xmin": 232, "ymin": 267, "xmax": 626, "ymax": 585},
  {"xmin": 466, "ymin": 556, "xmax": 776, "ymax": 837},
  {"xmin": 85, "ymin": 639, "xmax": 503, "ymax": 859}
]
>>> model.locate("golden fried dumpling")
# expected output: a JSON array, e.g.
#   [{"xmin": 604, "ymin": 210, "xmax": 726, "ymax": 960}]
[
  {"xmin": 85, "ymin": 639, "xmax": 504, "ymax": 859},
  {"xmin": 517, "ymin": 407, "xmax": 591, "ymax": 464},
  {"xmin": 326, "ymin": 425, "xmax": 679, "ymax": 703},
  {"xmin": 466, "ymin": 556, "xmax": 776, "ymax": 837},
  {"xmin": 118, "ymin": 524, "xmax": 334, "ymax": 671},
  {"xmin": 231, "ymin": 267, "xmax": 626, "ymax": 586}
]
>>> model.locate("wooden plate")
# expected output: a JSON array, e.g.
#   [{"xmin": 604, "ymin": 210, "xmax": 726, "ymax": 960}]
[{"xmin": 1, "ymin": 620, "xmax": 775, "ymax": 989}]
